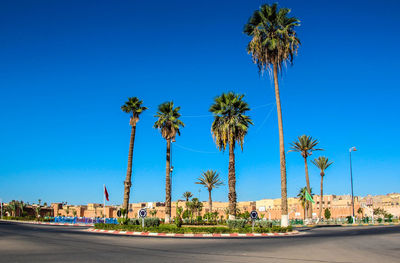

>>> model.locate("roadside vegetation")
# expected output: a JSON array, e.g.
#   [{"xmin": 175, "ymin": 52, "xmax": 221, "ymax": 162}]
[{"xmin": 94, "ymin": 221, "xmax": 292, "ymax": 234}]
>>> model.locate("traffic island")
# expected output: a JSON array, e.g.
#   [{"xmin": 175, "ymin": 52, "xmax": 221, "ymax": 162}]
[{"xmin": 86, "ymin": 228, "xmax": 300, "ymax": 238}]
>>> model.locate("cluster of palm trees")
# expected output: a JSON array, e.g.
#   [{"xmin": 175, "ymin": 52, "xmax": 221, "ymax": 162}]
[
  {"xmin": 290, "ymin": 135, "xmax": 333, "ymax": 221},
  {"xmin": 120, "ymin": 3, "xmax": 332, "ymax": 226},
  {"xmin": 5, "ymin": 199, "xmax": 45, "ymax": 218}
]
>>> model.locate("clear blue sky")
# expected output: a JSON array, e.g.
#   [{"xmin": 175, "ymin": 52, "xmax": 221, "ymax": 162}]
[{"xmin": 1, "ymin": 0, "xmax": 399, "ymax": 205}]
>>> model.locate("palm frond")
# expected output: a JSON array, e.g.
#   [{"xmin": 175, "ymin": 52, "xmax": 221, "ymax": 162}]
[
  {"xmin": 311, "ymin": 156, "xmax": 333, "ymax": 176},
  {"xmin": 244, "ymin": 3, "xmax": 300, "ymax": 76},
  {"xmin": 209, "ymin": 92, "xmax": 253, "ymax": 151},
  {"xmin": 289, "ymin": 135, "xmax": 323, "ymax": 158},
  {"xmin": 154, "ymin": 101, "xmax": 185, "ymax": 140},
  {"xmin": 195, "ymin": 170, "xmax": 224, "ymax": 191}
]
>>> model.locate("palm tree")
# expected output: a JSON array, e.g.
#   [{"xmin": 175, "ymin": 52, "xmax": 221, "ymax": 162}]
[
  {"xmin": 290, "ymin": 135, "xmax": 322, "ymax": 220},
  {"xmin": 121, "ymin": 97, "xmax": 147, "ymax": 212},
  {"xmin": 195, "ymin": 170, "xmax": 223, "ymax": 213},
  {"xmin": 19, "ymin": 202, "xmax": 25, "ymax": 217},
  {"xmin": 182, "ymin": 191, "xmax": 193, "ymax": 210},
  {"xmin": 183, "ymin": 191, "xmax": 193, "ymax": 202},
  {"xmin": 9, "ymin": 201, "xmax": 17, "ymax": 217},
  {"xmin": 190, "ymin": 198, "xmax": 203, "ymax": 218},
  {"xmin": 154, "ymin": 101, "xmax": 184, "ymax": 223},
  {"xmin": 209, "ymin": 92, "xmax": 253, "ymax": 219},
  {"xmin": 244, "ymin": 3, "xmax": 300, "ymax": 227},
  {"xmin": 311, "ymin": 156, "xmax": 333, "ymax": 220},
  {"xmin": 297, "ymin": 187, "xmax": 313, "ymax": 220}
]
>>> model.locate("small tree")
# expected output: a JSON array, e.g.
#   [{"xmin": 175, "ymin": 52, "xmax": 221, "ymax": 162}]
[
  {"xmin": 150, "ymin": 209, "xmax": 157, "ymax": 217},
  {"xmin": 73, "ymin": 210, "xmax": 77, "ymax": 217},
  {"xmin": 357, "ymin": 207, "xmax": 363, "ymax": 217},
  {"xmin": 35, "ymin": 206, "xmax": 41, "ymax": 219},
  {"xmin": 324, "ymin": 208, "xmax": 331, "ymax": 220},
  {"xmin": 66, "ymin": 207, "xmax": 71, "ymax": 217}
]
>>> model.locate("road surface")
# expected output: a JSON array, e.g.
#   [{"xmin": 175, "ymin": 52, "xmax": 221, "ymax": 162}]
[{"xmin": 1, "ymin": 221, "xmax": 399, "ymax": 262}]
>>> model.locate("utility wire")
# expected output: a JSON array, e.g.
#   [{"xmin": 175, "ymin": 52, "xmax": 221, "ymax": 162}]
[{"xmin": 173, "ymin": 142, "xmax": 219, "ymax": 154}]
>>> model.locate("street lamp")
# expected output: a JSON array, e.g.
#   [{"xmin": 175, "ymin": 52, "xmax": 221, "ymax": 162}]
[
  {"xmin": 349, "ymin": 146, "xmax": 357, "ymax": 221},
  {"xmin": 170, "ymin": 138, "xmax": 175, "ymax": 194}
]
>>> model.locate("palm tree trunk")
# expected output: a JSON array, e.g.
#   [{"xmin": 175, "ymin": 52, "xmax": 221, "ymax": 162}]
[
  {"xmin": 165, "ymin": 139, "xmax": 172, "ymax": 223},
  {"xmin": 228, "ymin": 141, "xmax": 236, "ymax": 219},
  {"xmin": 208, "ymin": 189, "xmax": 212, "ymax": 213},
  {"xmin": 123, "ymin": 122, "xmax": 137, "ymax": 212},
  {"xmin": 273, "ymin": 63, "xmax": 288, "ymax": 227},
  {"xmin": 304, "ymin": 157, "xmax": 312, "ymax": 219},
  {"xmin": 319, "ymin": 174, "xmax": 324, "ymax": 219}
]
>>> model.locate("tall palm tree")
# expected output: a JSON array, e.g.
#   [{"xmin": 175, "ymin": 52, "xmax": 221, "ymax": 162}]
[
  {"xmin": 209, "ymin": 92, "xmax": 253, "ymax": 219},
  {"xmin": 121, "ymin": 97, "xmax": 147, "ymax": 212},
  {"xmin": 289, "ymin": 135, "xmax": 322, "ymax": 220},
  {"xmin": 195, "ymin": 170, "xmax": 223, "ymax": 213},
  {"xmin": 154, "ymin": 101, "xmax": 184, "ymax": 223},
  {"xmin": 244, "ymin": 3, "xmax": 300, "ymax": 227},
  {"xmin": 312, "ymin": 156, "xmax": 333, "ymax": 219}
]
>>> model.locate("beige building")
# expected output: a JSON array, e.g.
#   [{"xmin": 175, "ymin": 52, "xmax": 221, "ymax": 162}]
[{"xmin": 51, "ymin": 193, "xmax": 400, "ymax": 220}]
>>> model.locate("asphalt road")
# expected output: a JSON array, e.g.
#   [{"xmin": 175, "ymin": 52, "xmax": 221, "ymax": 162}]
[{"xmin": 1, "ymin": 221, "xmax": 399, "ymax": 263}]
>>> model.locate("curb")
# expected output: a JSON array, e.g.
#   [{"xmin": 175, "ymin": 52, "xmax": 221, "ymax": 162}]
[
  {"xmin": 293, "ymin": 222, "xmax": 399, "ymax": 228},
  {"xmin": 86, "ymin": 228, "xmax": 300, "ymax": 238},
  {"xmin": 343, "ymin": 223, "xmax": 399, "ymax": 227},
  {"xmin": 0, "ymin": 219, "xmax": 93, "ymax": 227}
]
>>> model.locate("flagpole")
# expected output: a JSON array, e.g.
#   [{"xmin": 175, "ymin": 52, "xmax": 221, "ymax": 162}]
[{"xmin": 103, "ymin": 184, "xmax": 106, "ymax": 220}]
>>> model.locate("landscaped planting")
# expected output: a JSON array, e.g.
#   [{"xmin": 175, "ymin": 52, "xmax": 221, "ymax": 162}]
[{"xmin": 94, "ymin": 223, "xmax": 292, "ymax": 234}]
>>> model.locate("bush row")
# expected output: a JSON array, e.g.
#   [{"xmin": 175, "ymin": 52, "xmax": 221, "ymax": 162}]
[{"xmin": 94, "ymin": 223, "xmax": 292, "ymax": 234}]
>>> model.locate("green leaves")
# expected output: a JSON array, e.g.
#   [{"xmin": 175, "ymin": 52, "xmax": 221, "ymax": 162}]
[
  {"xmin": 121, "ymin": 97, "xmax": 147, "ymax": 123},
  {"xmin": 244, "ymin": 3, "xmax": 300, "ymax": 75},
  {"xmin": 289, "ymin": 135, "xmax": 323, "ymax": 158},
  {"xmin": 312, "ymin": 156, "xmax": 333, "ymax": 176},
  {"xmin": 209, "ymin": 92, "xmax": 253, "ymax": 151},
  {"xmin": 196, "ymin": 170, "xmax": 224, "ymax": 191},
  {"xmin": 154, "ymin": 101, "xmax": 185, "ymax": 140}
]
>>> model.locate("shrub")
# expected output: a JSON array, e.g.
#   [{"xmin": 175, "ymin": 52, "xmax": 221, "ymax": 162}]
[
  {"xmin": 237, "ymin": 211, "xmax": 250, "ymax": 220},
  {"xmin": 227, "ymin": 219, "xmax": 247, "ymax": 229},
  {"xmin": 128, "ymin": 218, "xmax": 140, "ymax": 225},
  {"xmin": 346, "ymin": 216, "xmax": 353, "ymax": 224},
  {"xmin": 324, "ymin": 208, "xmax": 331, "ymax": 220},
  {"xmin": 182, "ymin": 210, "xmax": 191, "ymax": 219},
  {"xmin": 118, "ymin": 217, "xmax": 129, "ymax": 225},
  {"xmin": 144, "ymin": 217, "xmax": 160, "ymax": 227},
  {"xmin": 255, "ymin": 220, "xmax": 272, "ymax": 228},
  {"xmin": 174, "ymin": 217, "xmax": 183, "ymax": 228}
]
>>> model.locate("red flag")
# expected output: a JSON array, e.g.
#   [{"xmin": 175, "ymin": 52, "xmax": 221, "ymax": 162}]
[{"xmin": 104, "ymin": 185, "xmax": 109, "ymax": 201}]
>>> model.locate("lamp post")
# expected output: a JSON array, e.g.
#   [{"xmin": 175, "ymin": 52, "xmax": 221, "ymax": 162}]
[
  {"xmin": 349, "ymin": 146, "xmax": 357, "ymax": 221},
  {"xmin": 170, "ymin": 138, "xmax": 175, "ymax": 198}
]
